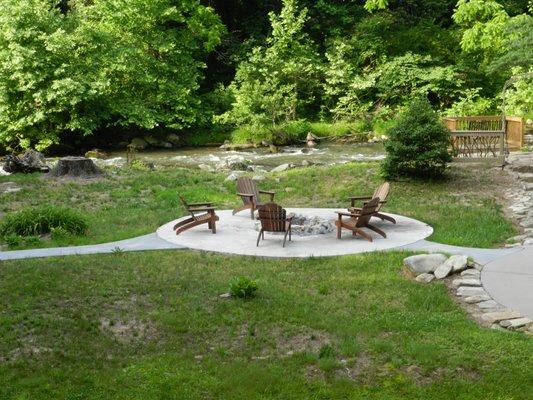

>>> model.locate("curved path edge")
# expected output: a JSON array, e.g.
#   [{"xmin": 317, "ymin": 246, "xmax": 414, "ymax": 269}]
[{"xmin": 0, "ymin": 233, "xmax": 184, "ymax": 261}]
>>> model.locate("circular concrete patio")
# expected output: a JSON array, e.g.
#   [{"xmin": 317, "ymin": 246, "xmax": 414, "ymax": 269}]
[{"xmin": 156, "ymin": 208, "xmax": 433, "ymax": 258}]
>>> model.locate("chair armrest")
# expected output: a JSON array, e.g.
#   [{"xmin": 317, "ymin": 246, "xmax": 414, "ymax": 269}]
[
  {"xmin": 336, "ymin": 211, "xmax": 360, "ymax": 218},
  {"xmin": 259, "ymin": 190, "xmax": 275, "ymax": 201},
  {"xmin": 349, "ymin": 196, "xmax": 372, "ymax": 200},
  {"xmin": 187, "ymin": 201, "xmax": 213, "ymax": 206},
  {"xmin": 188, "ymin": 206, "xmax": 216, "ymax": 212},
  {"xmin": 236, "ymin": 192, "xmax": 255, "ymax": 198}
]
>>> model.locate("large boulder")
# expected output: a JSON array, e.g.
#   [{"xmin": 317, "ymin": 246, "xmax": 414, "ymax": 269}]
[
  {"xmin": 129, "ymin": 138, "xmax": 148, "ymax": 150},
  {"xmin": 444, "ymin": 255, "xmax": 469, "ymax": 273},
  {"xmin": 165, "ymin": 133, "xmax": 181, "ymax": 146},
  {"xmin": 144, "ymin": 136, "xmax": 172, "ymax": 148},
  {"xmin": 3, "ymin": 149, "xmax": 49, "ymax": 173},
  {"xmin": 85, "ymin": 149, "xmax": 108, "ymax": 159},
  {"xmin": 271, "ymin": 163, "xmax": 293, "ymax": 173},
  {"xmin": 403, "ymin": 253, "xmax": 447, "ymax": 277},
  {"xmin": 434, "ymin": 262, "xmax": 453, "ymax": 279}
]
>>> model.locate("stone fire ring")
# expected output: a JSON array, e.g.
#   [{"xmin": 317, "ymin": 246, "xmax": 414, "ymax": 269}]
[{"xmin": 157, "ymin": 208, "xmax": 433, "ymax": 258}]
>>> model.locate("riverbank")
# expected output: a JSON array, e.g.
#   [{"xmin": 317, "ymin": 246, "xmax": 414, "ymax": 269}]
[{"xmin": 0, "ymin": 161, "xmax": 517, "ymax": 250}]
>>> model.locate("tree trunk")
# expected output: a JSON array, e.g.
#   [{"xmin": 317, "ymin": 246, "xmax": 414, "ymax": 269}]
[{"xmin": 50, "ymin": 157, "xmax": 101, "ymax": 178}]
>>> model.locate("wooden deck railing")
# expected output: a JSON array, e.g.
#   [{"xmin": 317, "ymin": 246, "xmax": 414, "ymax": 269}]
[{"xmin": 443, "ymin": 116, "xmax": 524, "ymax": 160}]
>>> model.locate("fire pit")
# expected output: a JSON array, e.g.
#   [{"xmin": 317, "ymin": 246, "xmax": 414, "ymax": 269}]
[{"xmin": 255, "ymin": 213, "xmax": 335, "ymax": 236}]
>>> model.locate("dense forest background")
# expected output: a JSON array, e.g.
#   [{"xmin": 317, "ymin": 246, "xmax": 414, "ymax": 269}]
[{"xmin": 0, "ymin": 0, "xmax": 531, "ymax": 153}]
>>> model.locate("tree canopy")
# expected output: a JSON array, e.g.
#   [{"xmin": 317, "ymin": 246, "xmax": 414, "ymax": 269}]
[{"xmin": 0, "ymin": 0, "xmax": 531, "ymax": 151}]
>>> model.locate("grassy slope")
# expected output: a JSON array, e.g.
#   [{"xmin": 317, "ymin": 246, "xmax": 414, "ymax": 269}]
[
  {"xmin": 0, "ymin": 251, "xmax": 531, "ymax": 399},
  {"xmin": 0, "ymin": 162, "xmax": 515, "ymax": 249}
]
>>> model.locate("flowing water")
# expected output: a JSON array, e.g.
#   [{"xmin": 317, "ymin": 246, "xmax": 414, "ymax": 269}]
[{"xmin": 97, "ymin": 142, "xmax": 385, "ymax": 171}]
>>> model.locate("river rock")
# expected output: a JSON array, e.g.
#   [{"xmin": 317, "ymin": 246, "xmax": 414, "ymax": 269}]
[
  {"xmin": 452, "ymin": 278, "xmax": 481, "ymax": 287},
  {"xmin": 225, "ymin": 171, "xmax": 245, "ymax": 181},
  {"xmin": 434, "ymin": 262, "xmax": 453, "ymax": 279},
  {"xmin": 460, "ymin": 269, "xmax": 480, "ymax": 277},
  {"xmin": 85, "ymin": 149, "xmax": 108, "ymax": 159},
  {"xmin": 219, "ymin": 143, "xmax": 256, "ymax": 151},
  {"xmin": 271, "ymin": 163, "xmax": 293, "ymax": 173},
  {"xmin": 144, "ymin": 136, "xmax": 172, "ymax": 148},
  {"xmin": 499, "ymin": 318, "xmax": 532, "ymax": 329},
  {"xmin": 456, "ymin": 286, "xmax": 486, "ymax": 296},
  {"xmin": 403, "ymin": 253, "xmax": 447, "ymax": 276},
  {"xmin": 228, "ymin": 161, "xmax": 251, "ymax": 171},
  {"xmin": 481, "ymin": 310, "xmax": 522, "ymax": 323},
  {"xmin": 165, "ymin": 133, "xmax": 181, "ymax": 146},
  {"xmin": 3, "ymin": 149, "xmax": 49, "ymax": 173},
  {"xmin": 129, "ymin": 138, "xmax": 148, "ymax": 150},
  {"xmin": 464, "ymin": 294, "xmax": 491, "ymax": 303},
  {"xmin": 198, "ymin": 164, "xmax": 214, "ymax": 172},
  {"xmin": 444, "ymin": 255, "xmax": 469, "ymax": 273},
  {"xmin": 252, "ymin": 175, "xmax": 265, "ymax": 181},
  {"xmin": 477, "ymin": 300, "xmax": 502, "ymax": 309},
  {"xmin": 415, "ymin": 273, "xmax": 435, "ymax": 283}
]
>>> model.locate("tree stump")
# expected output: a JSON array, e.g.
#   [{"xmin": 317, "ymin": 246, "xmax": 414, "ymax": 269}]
[{"xmin": 50, "ymin": 156, "xmax": 101, "ymax": 178}]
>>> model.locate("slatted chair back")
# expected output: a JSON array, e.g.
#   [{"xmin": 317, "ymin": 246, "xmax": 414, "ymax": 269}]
[
  {"xmin": 236, "ymin": 177, "xmax": 261, "ymax": 205},
  {"xmin": 258, "ymin": 203, "xmax": 287, "ymax": 232},
  {"xmin": 372, "ymin": 182, "xmax": 390, "ymax": 212},
  {"xmin": 354, "ymin": 197, "xmax": 380, "ymax": 227},
  {"xmin": 178, "ymin": 195, "xmax": 198, "ymax": 220}
]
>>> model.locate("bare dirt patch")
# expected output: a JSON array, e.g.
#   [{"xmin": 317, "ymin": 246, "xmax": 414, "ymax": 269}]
[{"xmin": 99, "ymin": 317, "xmax": 157, "ymax": 343}]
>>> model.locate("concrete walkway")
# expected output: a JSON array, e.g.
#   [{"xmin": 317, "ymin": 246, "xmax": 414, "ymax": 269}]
[
  {"xmin": 482, "ymin": 246, "xmax": 533, "ymax": 319},
  {"xmin": 0, "ymin": 233, "xmax": 183, "ymax": 261}
]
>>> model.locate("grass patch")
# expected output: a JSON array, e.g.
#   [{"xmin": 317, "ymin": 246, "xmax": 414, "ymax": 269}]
[
  {"xmin": 230, "ymin": 121, "xmax": 372, "ymax": 145},
  {"xmin": 0, "ymin": 206, "xmax": 87, "ymax": 238},
  {"xmin": 0, "ymin": 250, "xmax": 531, "ymax": 399},
  {"xmin": 0, "ymin": 162, "xmax": 516, "ymax": 249}
]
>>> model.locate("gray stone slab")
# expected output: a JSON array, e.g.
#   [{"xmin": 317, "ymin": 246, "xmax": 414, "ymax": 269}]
[
  {"xmin": 481, "ymin": 310, "xmax": 522, "ymax": 323},
  {"xmin": 400, "ymin": 240, "xmax": 522, "ymax": 265},
  {"xmin": 457, "ymin": 286, "xmax": 486, "ymax": 296}
]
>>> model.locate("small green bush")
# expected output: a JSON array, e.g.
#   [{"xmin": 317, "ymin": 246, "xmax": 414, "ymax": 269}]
[
  {"xmin": 4, "ymin": 234, "xmax": 23, "ymax": 247},
  {"xmin": 382, "ymin": 98, "xmax": 452, "ymax": 179},
  {"xmin": 229, "ymin": 276, "xmax": 258, "ymax": 299},
  {"xmin": 0, "ymin": 206, "xmax": 88, "ymax": 238}
]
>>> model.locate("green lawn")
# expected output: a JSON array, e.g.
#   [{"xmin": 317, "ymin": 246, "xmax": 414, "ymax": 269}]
[
  {"xmin": 0, "ymin": 251, "xmax": 531, "ymax": 399},
  {"xmin": 0, "ymin": 162, "xmax": 516, "ymax": 249}
]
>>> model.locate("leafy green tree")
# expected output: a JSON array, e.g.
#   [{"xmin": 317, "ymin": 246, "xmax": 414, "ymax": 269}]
[
  {"xmin": 217, "ymin": 0, "xmax": 322, "ymax": 126},
  {"xmin": 0, "ymin": 0, "xmax": 224, "ymax": 150},
  {"xmin": 382, "ymin": 97, "xmax": 452, "ymax": 179},
  {"xmin": 453, "ymin": 0, "xmax": 532, "ymax": 117}
]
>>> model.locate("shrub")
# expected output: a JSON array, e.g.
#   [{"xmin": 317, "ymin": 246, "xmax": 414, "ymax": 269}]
[
  {"xmin": 0, "ymin": 206, "xmax": 88, "ymax": 238},
  {"xmin": 229, "ymin": 276, "xmax": 258, "ymax": 299},
  {"xmin": 381, "ymin": 98, "xmax": 452, "ymax": 179}
]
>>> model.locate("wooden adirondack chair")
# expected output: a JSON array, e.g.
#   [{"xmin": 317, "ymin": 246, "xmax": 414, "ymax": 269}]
[
  {"xmin": 232, "ymin": 177, "xmax": 275, "ymax": 219},
  {"xmin": 256, "ymin": 203, "xmax": 294, "ymax": 247},
  {"xmin": 174, "ymin": 195, "xmax": 219, "ymax": 235},
  {"xmin": 348, "ymin": 182, "xmax": 396, "ymax": 224},
  {"xmin": 335, "ymin": 197, "xmax": 386, "ymax": 241}
]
